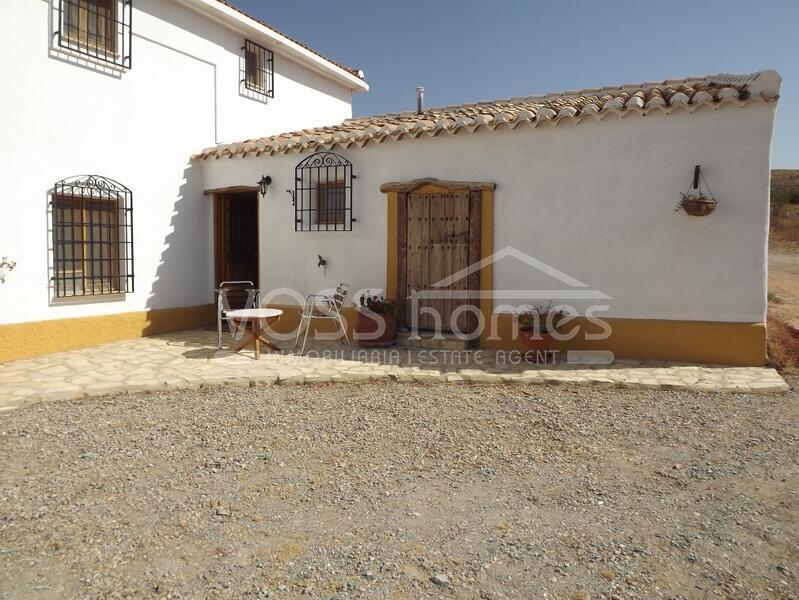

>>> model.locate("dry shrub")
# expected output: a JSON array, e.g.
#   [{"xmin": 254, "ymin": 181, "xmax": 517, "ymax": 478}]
[
  {"xmin": 771, "ymin": 202, "xmax": 799, "ymax": 244},
  {"xmin": 768, "ymin": 314, "xmax": 799, "ymax": 374}
]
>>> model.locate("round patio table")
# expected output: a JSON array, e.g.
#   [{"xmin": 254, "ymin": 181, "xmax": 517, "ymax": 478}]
[{"xmin": 226, "ymin": 308, "xmax": 283, "ymax": 359}]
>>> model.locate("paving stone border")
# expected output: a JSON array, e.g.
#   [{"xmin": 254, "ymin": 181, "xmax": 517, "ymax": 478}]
[{"xmin": 0, "ymin": 329, "xmax": 790, "ymax": 411}]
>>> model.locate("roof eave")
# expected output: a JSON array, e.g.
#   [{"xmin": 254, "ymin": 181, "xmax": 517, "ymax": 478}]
[
  {"xmin": 193, "ymin": 70, "xmax": 781, "ymax": 161},
  {"xmin": 175, "ymin": 0, "xmax": 369, "ymax": 92}
]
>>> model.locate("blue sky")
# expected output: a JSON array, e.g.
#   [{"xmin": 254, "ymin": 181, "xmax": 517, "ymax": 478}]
[{"xmin": 232, "ymin": 0, "xmax": 798, "ymax": 167}]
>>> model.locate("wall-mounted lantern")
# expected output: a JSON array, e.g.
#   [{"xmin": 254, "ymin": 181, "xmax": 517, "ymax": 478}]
[
  {"xmin": 677, "ymin": 165, "xmax": 717, "ymax": 217},
  {"xmin": 258, "ymin": 175, "xmax": 272, "ymax": 198}
]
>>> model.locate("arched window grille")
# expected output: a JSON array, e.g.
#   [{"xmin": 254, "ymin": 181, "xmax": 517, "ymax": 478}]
[
  {"xmin": 51, "ymin": 175, "xmax": 134, "ymax": 298},
  {"xmin": 294, "ymin": 152, "xmax": 355, "ymax": 232}
]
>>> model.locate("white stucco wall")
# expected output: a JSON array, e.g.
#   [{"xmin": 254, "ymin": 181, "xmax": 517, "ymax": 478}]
[
  {"xmin": 200, "ymin": 101, "xmax": 776, "ymax": 323},
  {"xmin": 0, "ymin": 0, "xmax": 355, "ymax": 325}
]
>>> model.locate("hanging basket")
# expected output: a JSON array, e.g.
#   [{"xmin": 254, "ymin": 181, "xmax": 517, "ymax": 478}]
[{"xmin": 678, "ymin": 193, "xmax": 717, "ymax": 217}]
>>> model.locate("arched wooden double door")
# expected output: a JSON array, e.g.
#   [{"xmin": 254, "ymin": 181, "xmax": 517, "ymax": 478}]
[{"xmin": 382, "ymin": 179, "xmax": 495, "ymax": 337}]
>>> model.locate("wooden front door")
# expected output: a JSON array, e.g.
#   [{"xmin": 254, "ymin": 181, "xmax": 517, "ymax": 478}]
[
  {"xmin": 214, "ymin": 191, "xmax": 259, "ymax": 309},
  {"xmin": 401, "ymin": 190, "xmax": 481, "ymax": 333}
]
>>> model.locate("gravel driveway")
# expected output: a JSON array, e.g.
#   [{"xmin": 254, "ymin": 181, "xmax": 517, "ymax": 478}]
[{"xmin": 1, "ymin": 381, "xmax": 798, "ymax": 599}]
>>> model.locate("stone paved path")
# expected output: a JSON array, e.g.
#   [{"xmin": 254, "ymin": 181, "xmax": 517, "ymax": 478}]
[{"xmin": 0, "ymin": 329, "xmax": 789, "ymax": 411}]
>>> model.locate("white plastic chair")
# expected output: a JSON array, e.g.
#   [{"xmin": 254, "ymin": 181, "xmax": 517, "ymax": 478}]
[
  {"xmin": 295, "ymin": 283, "xmax": 351, "ymax": 355},
  {"xmin": 216, "ymin": 281, "xmax": 260, "ymax": 349}
]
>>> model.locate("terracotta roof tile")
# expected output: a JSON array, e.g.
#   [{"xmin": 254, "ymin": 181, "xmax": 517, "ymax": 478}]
[{"xmin": 195, "ymin": 71, "xmax": 781, "ymax": 160}]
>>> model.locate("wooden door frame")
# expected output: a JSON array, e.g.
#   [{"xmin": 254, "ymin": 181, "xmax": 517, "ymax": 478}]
[
  {"xmin": 380, "ymin": 178, "xmax": 495, "ymax": 345},
  {"xmin": 212, "ymin": 190, "xmax": 260, "ymax": 289}
]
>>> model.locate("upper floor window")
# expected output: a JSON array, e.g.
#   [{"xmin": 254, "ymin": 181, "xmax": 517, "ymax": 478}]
[
  {"xmin": 57, "ymin": 0, "xmax": 133, "ymax": 69},
  {"xmin": 242, "ymin": 39, "xmax": 274, "ymax": 98},
  {"xmin": 51, "ymin": 176, "xmax": 134, "ymax": 299},
  {"xmin": 294, "ymin": 153, "xmax": 355, "ymax": 232}
]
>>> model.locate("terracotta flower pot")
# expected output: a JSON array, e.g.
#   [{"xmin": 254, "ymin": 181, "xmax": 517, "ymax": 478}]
[
  {"xmin": 354, "ymin": 310, "xmax": 397, "ymax": 347},
  {"xmin": 518, "ymin": 329, "xmax": 554, "ymax": 351}
]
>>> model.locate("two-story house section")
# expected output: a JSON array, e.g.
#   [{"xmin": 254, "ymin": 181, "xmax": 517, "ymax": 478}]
[{"xmin": 0, "ymin": 0, "xmax": 368, "ymax": 361}]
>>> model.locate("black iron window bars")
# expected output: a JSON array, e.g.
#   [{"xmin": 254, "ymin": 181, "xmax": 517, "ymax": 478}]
[
  {"xmin": 294, "ymin": 152, "xmax": 355, "ymax": 232},
  {"xmin": 51, "ymin": 175, "xmax": 134, "ymax": 298},
  {"xmin": 242, "ymin": 39, "xmax": 274, "ymax": 97},
  {"xmin": 56, "ymin": 0, "xmax": 133, "ymax": 69}
]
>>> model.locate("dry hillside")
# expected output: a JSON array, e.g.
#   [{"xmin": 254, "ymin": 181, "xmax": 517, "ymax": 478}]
[
  {"xmin": 771, "ymin": 169, "xmax": 799, "ymax": 243},
  {"xmin": 768, "ymin": 169, "xmax": 799, "ymax": 372},
  {"xmin": 772, "ymin": 168, "xmax": 799, "ymax": 196}
]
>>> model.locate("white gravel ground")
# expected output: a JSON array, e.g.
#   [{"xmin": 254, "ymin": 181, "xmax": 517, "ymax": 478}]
[{"xmin": 1, "ymin": 379, "xmax": 798, "ymax": 599}]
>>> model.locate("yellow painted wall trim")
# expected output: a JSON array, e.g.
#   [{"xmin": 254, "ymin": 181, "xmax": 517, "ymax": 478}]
[
  {"xmin": 478, "ymin": 188, "xmax": 494, "ymax": 348},
  {"xmin": 385, "ymin": 190, "xmax": 398, "ymax": 300},
  {"xmin": 268, "ymin": 306, "xmax": 765, "ymax": 366},
  {"xmin": 1, "ymin": 304, "xmax": 765, "ymax": 366},
  {"xmin": 0, "ymin": 304, "xmax": 215, "ymax": 363},
  {"xmin": 482, "ymin": 315, "xmax": 767, "ymax": 366}
]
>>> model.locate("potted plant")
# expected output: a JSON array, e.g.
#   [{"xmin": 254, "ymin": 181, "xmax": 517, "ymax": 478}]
[
  {"xmin": 516, "ymin": 304, "xmax": 567, "ymax": 351},
  {"xmin": 677, "ymin": 192, "xmax": 717, "ymax": 216},
  {"xmin": 677, "ymin": 166, "xmax": 717, "ymax": 216},
  {"xmin": 354, "ymin": 291, "xmax": 400, "ymax": 347}
]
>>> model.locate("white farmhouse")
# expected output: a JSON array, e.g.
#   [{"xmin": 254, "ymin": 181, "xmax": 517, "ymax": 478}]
[
  {"xmin": 0, "ymin": 1, "xmax": 782, "ymax": 367},
  {"xmin": 0, "ymin": 0, "xmax": 367, "ymax": 361}
]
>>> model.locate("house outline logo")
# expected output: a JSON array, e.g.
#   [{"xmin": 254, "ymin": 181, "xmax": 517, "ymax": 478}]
[
  {"xmin": 406, "ymin": 246, "xmax": 615, "ymax": 364},
  {"xmin": 409, "ymin": 246, "xmax": 613, "ymax": 302}
]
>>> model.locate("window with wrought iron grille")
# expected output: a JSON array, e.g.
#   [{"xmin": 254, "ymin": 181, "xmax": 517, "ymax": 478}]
[
  {"xmin": 51, "ymin": 176, "xmax": 134, "ymax": 299},
  {"xmin": 294, "ymin": 152, "xmax": 355, "ymax": 232},
  {"xmin": 57, "ymin": 0, "xmax": 133, "ymax": 69},
  {"xmin": 242, "ymin": 39, "xmax": 274, "ymax": 98}
]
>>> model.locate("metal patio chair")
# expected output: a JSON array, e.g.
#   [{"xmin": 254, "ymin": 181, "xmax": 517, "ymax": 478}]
[
  {"xmin": 216, "ymin": 280, "xmax": 260, "ymax": 349},
  {"xmin": 294, "ymin": 283, "xmax": 351, "ymax": 355}
]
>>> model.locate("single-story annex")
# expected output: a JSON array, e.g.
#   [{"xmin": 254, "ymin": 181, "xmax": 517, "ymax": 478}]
[{"xmin": 195, "ymin": 70, "xmax": 782, "ymax": 366}]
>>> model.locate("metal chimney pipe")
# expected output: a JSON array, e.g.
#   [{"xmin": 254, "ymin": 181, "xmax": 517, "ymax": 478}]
[{"xmin": 416, "ymin": 86, "xmax": 424, "ymax": 114}]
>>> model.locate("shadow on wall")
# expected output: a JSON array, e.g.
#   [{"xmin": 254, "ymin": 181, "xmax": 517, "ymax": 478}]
[{"xmin": 144, "ymin": 163, "xmax": 215, "ymax": 335}]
